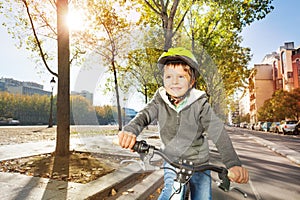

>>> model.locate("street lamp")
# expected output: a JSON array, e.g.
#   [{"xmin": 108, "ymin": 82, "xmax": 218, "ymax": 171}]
[{"xmin": 48, "ymin": 77, "xmax": 56, "ymax": 128}]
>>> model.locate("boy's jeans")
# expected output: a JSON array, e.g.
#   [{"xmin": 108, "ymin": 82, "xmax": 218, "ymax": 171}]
[{"xmin": 158, "ymin": 162, "xmax": 212, "ymax": 200}]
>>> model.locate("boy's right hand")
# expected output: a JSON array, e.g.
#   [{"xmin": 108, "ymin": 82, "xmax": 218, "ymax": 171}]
[{"xmin": 118, "ymin": 131, "xmax": 136, "ymax": 150}]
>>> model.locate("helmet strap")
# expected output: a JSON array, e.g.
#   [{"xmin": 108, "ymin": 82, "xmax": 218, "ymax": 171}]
[{"xmin": 166, "ymin": 87, "xmax": 193, "ymax": 106}]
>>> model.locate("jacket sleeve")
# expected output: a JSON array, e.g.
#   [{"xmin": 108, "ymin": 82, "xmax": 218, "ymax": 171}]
[
  {"xmin": 123, "ymin": 91, "xmax": 159, "ymax": 136},
  {"xmin": 198, "ymin": 96, "xmax": 242, "ymax": 168}
]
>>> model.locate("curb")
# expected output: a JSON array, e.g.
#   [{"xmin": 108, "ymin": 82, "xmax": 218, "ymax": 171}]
[
  {"xmin": 0, "ymin": 163, "xmax": 144, "ymax": 200},
  {"xmin": 244, "ymin": 133, "xmax": 300, "ymax": 165},
  {"xmin": 77, "ymin": 163, "xmax": 142, "ymax": 199},
  {"xmin": 116, "ymin": 170, "xmax": 164, "ymax": 200}
]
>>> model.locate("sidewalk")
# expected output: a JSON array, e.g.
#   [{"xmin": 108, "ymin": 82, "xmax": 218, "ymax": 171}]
[
  {"xmin": 0, "ymin": 131, "xmax": 163, "ymax": 200},
  {"xmin": 0, "ymin": 130, "xmax": 299, "ymax": 200}
]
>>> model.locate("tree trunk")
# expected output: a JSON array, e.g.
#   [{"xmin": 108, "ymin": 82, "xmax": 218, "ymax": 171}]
[
  {"xmin": 164, "ymin": 28, "xmax": 173, "ymax": 50},
  {"xmin": 144, "ymin": 85, "xmax": 148, "ymax": 104},
  {"xmin": 112, "ymin": 61, "xmax": 122, "ymax": 131},
  {"xmin": 56, "ymin": 0, "xmax": 70, "ymax": 156}
]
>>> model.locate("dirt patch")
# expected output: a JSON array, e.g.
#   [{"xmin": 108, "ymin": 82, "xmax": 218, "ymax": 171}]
[
  {"xmin": 0, "ymin": 151, "xmax": 136, "ymax": 184},
  {"xmin": 0, "ymin": 126, "xmax": 158, "ymax": 184}
]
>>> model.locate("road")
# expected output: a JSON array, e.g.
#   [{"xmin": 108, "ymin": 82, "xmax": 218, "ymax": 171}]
[
  {"xmin": 211, "ymin": 127, "xmax": 299, "ymax": 200},
  {"xmin": 241, "ymin": 127, "xmax": 300, "ymax": 152}
]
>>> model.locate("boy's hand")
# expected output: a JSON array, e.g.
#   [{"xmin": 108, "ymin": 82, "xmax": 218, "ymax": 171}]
[
  {"xmin": 228, "ymin": 166, "xmax": 249, "ymax": 184},
  {"xmin": 118, "ymin": 131, "xmax": 136, "ymax": 150}
]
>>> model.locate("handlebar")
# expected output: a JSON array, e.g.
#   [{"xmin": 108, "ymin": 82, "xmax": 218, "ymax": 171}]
[
  {"xmin": 132, "ymin": 140, "xmax": 231, "ymax": 192},
  {"xmin": 117, "ymin": 139, "xmax": 247, "ymax": 198},
  {"xmin": 133, "ymin": 140, "xmax": 229, "ymax": 173}
]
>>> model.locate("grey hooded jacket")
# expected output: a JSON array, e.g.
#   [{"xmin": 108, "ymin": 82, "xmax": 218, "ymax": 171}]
[{"xmin": 123, "ymin": 87, "xmax": 242, "ymax": 169}]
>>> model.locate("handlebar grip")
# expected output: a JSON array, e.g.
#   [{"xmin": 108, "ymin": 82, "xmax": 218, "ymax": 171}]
[
  {"xmin": 112, "ymin": 138, "xmax": 150, "ymax": 154},
  {"xmin": 133, "ymin": 140, "xmax": 150, "ymax": 153},
  {"xmin": 132, "ymin": 141, "xmax": 141, "ymax": 152}
]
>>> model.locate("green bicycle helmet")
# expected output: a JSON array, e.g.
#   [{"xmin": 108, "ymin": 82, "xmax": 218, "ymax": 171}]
[{"xmin": 157, "ymin": 47, "xmax": 200, "ymax": 78}]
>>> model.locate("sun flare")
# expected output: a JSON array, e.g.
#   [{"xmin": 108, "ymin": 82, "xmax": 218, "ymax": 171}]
[{"xmin": 66, "ymin": 9, "xmax": 85, "ymax": 31}]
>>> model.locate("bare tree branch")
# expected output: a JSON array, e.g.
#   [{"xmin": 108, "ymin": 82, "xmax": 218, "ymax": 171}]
[{"xmin": 22, "ymin": 0, "xmax": 58, "ymax": 77}]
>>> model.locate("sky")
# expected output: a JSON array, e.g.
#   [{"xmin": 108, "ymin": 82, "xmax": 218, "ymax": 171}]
[
  {"xmin": 1, "ymin": 0, "xmax": 300, "ymax": 110},
  {"xmin": 241, "ymin": 0, "xmax": 300, "ymax": 66}
]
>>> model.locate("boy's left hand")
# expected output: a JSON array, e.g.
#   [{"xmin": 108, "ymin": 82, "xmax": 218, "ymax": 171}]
[{"xmin": 228, "ymin": 166, "xmax": 249, "ymax": 184}]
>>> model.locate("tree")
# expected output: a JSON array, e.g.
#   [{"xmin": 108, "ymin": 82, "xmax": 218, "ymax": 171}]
[
  {"xmin": 271, "ymin": 90, "xmax": 290, "ymax": 120},
  {"xmin": 1, "ymin": 0, "xmax": 137, "ymax": 153},
  {"xmin": 0, "ymin": 92, "xmax": 56, "ymax": 125},
  {"xmin": 258, "ymin": 89, "xmax": 300, "ymax": 121},
  {"xmin": 257, "ymin": 99, "xmax": 274, "ymax": 121},
  {"xmin": 1, "ymin": 0, "xmax": 72, "ymax": 156},
  {"xmin": 95, "ymin": 105, "xmax": 116, "ymax": 125},
  {"xmin": 80, "ymin": 0, "xmax": 135, "ymax": 130},
  {"xmin": 55, "ymin": 0, "xmax": 70, "ymax": 156},
  {"xmin": 183, "ymin": 0, "xmax": 268, "ymax": 95},
  {"xmin": 137, "ymin": 0, "xmax": 196, "ymax": 50},
  {"xmin": 282, "ymin": 88, "xmax": 300, "ymax": 120},
  {"xmin": 181, "ymin": 1, "xmax": 253, "ymax": 116},
  {"xmin": 134, "ymin": 0, "xmax": 273, "ymax": 116},
  {"xmin": 70, "ymin": 95, "xmax": 99, "ymax": 125},
  {"xmin": 126, "ymin": 47, "xmax": 162, "ymax": 102}
]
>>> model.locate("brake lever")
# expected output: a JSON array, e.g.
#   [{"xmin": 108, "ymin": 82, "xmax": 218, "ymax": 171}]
[
  {"xmin": 120, "ymin": 146, "xmax": 159, "ymax": 171},
  {"xmin": 120, "ymin": 159, "xmax": 146, "ymax": 170},
  {"xmin": 216, "ymin": 169, "xmax": 248, "ymax": 199},
  {"xmin": 230, "ymin": 186, "xmax": 248, "ymax": 198},
  {"xmin": 140, "ymin": 145, "xmax": 160, "ymax": 171}
]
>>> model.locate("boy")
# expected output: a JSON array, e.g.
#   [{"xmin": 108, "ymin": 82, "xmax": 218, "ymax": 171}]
[{"xmin": 118, "ymin": 47, "xmax": 248, "ymax": 199}]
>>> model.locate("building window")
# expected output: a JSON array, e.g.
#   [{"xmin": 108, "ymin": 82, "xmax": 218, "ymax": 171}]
[
  {"xmin": 273, "ymin": 61, "xmax": 278, "ymax": 78},
  {"xmin": 287, "ymin": 72, "xmax": 294, "ymax": 85},
  {"xmin": 274, "ymin": 67, "xmax": 278, "ymax": 78},
  {"xmin": 281, "ymin": 51, "xmax": 286, "ymax": 74},
  {"xmin": 297, "ymin": 59, "xmax": 300, "ymax": 87},
  {"xmin": 277, "ymin": 79, "xmax": 283, "ymax": 90}
]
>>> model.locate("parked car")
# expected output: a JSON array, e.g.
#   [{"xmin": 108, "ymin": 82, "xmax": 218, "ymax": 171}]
[
  {"xmin": 294, "ymin": 121, "xmax": 300, "ymax": 135},
  {"xmin": 269, "ymin": 122, "xmax": 280, "ymax": 133},
  {"xmin": 278, "ymin": 120, "xmax": 298, "ymax": 135},
  {"xmin": 261, "ymin": 122, "xmax": 272, "ymax": 132},
  {"xmin": 0, "ymin": 118, "xmax": 20, "ymax": 126},
  {"xmin": 254, "ymin": 121, "xmax": 264, "ymax": 131},
  {"xmin": 240, "ymin": 122, "xmax": 248, "ymax": 128},
  {"xmin": 247, "ymin": 123, "xmax": 255, "ymax": 130}
]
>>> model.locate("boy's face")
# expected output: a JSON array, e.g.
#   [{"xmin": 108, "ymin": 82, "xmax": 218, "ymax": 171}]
[{"xmin": 163, "ymin": 64, "xmax": 194, "ymax": 98}]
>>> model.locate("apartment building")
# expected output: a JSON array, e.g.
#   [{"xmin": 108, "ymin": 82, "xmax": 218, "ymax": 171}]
[
  {"xmin": 275, "ymin": 42, "xmax": 298, "ymax": 92},
  {"xmin": 238, "ymin": 88, "xmax": 250, "ymax": 117},
  {"xmin": 0, "ymin": 77, "xmax": 51, "ymax": 96},
  {"xmin": 248, "ymin": 64, "xmax": 274, "ymax": 123},
  {"xmin": 71, "ymin": 90, "xmax": 94, "ymax": 105},
  {"xmin": 247, "ymin": 42, "xmax": 300, "ymax": 123},
  {"xmin": 292, "ymin": 47, "xmax": 300, "ymax": 88}
]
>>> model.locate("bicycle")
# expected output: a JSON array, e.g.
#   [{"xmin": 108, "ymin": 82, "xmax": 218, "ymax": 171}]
[{"xmin": 121, "ymin": 140, "xmax": 248, "ymax": 200}]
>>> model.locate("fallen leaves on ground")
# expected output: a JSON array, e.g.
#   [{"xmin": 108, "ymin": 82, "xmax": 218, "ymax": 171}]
[{"xmin": 0, "ymin": 151, "xmax": 132, "ymax": 184}]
